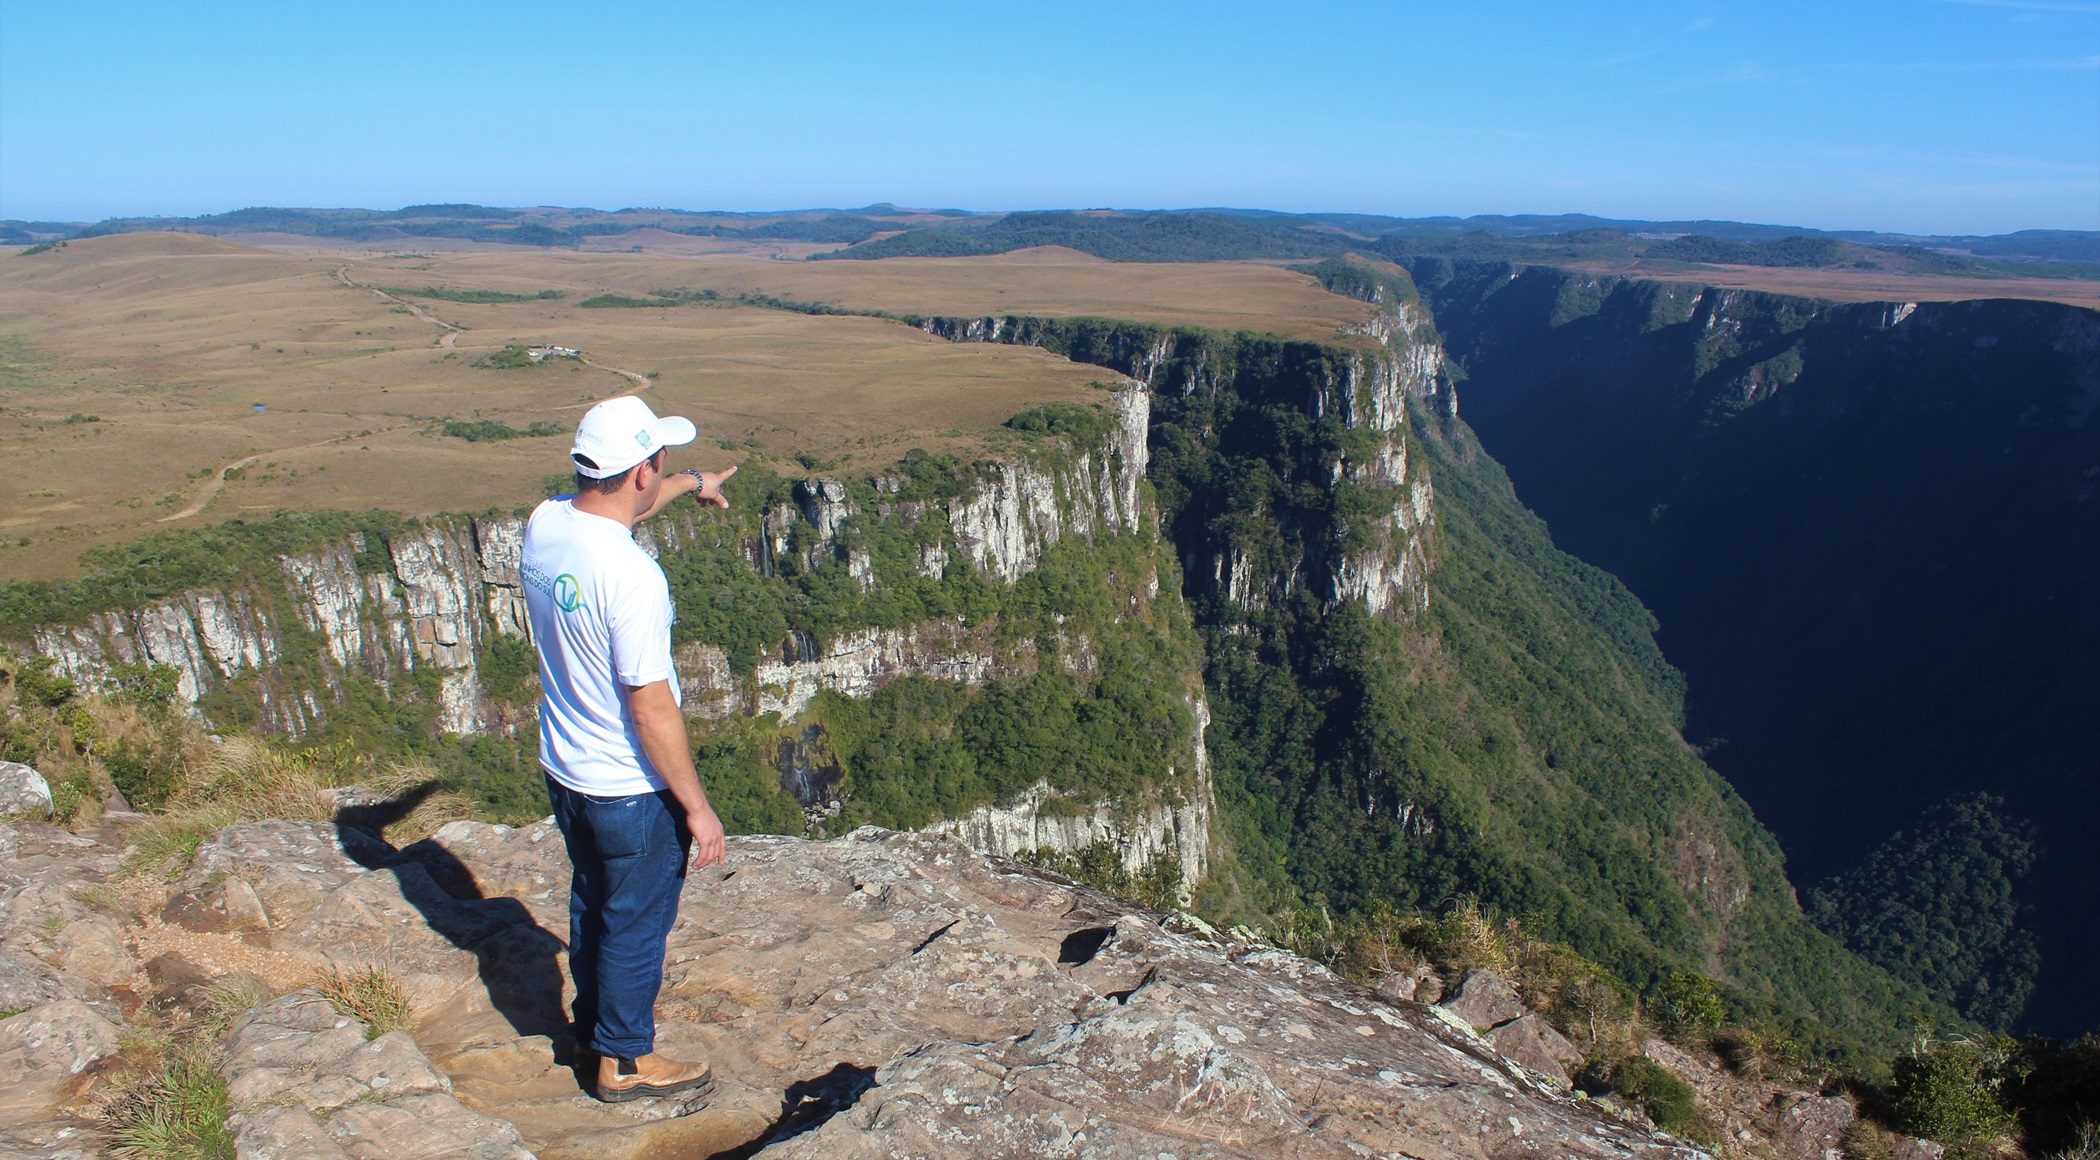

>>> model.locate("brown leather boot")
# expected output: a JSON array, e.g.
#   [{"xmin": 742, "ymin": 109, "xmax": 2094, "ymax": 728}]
[{"xmin": 594, "ymin": 1051, "xmax": 715, "ymax": 1103}]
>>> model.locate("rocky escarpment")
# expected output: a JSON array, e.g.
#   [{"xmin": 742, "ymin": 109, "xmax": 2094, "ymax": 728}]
[
  {"xmin": 12, "ymin": 382, "xmax": 1217, "ymax": 885},
  {"xmin": 919, "ymin": 300, "xmax": 1445, "ymax": 621},
  {"xmin": 31, "ymin": 519, "xmax": 526, "ymax": 738},
  {"xmin": 0, "ymin": 808, "xmax": 1738, "ymax": 1159}
]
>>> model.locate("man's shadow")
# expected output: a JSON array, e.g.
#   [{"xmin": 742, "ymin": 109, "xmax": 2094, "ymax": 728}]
[{"xmin": 333, "ymin": 784, "xmax": 572, "ymax": 1050}]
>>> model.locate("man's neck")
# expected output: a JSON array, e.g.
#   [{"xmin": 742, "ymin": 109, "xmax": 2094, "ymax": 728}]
[{"xmin": 569, "ymin": 489, "xmax": 637, "ymax": 530}]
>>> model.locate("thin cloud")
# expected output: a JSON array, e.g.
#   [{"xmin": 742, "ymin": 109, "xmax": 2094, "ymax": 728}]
[
  {"xmin": 1936, "ymin": 0, "xmax": 2100, "ymax": 12},
  {"xmin": 1828, "ymin": 54, "xmax": 2100, "ymax": 71},
  {"xmin": 1651, "ymin": 63, "xmax": 1779, "ymax": 93},
  {"xmin": 1579, "ymin": 47, "xmax": 1663, "ymax": 71},
  {"xmin": 1818, "ymin": 146, "xmax": 2098, "ymax": 175}
]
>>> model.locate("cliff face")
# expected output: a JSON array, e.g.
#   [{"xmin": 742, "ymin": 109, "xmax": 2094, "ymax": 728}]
[
  {"xmin": 920, "ymin": 295, "xmax": 1445, "ymax": 622},
  {"xmin": 33, "ymin": 519, "xmax": 525, "ymax": 738},
  {"xmin": 15, "ymin": 383, "xmax": 1217, "ymax": 885},
  {"xmin": 1409, "ymin": 257, "xmax": 2100, "ymax": 1035}
]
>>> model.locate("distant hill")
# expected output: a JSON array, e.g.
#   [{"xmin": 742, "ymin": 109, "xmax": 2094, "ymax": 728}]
[{"xmin": 7, "ymin": 203, "xmax": 2097, "ymax": 277}]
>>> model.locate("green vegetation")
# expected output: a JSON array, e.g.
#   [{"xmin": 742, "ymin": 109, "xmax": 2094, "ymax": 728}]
[
  {"xmin": 1649, "ymin": 234, "xmax": 1845, "ymax": 267},
  {"xmin": 820, "ymin": 210, "xmax": 1348, "ymax": 262},
  {"xmin": 576, "ymin": 293, "xmax": 672, "ymax": 308},
  {"xmin": 472, "ymin": 344, "xmax": 543, "ymax": 369},
  {"xmin": 1653, "ymin": 970, "xmax": 1729, "ymax": 1041},
  {"xmin": 665, "ymin": 505, "xmax": 1202, "ymax": 837},
  {"xmin": 439, "ymin": 418, "xmax": 565, "ymax": 441},
  {"xmin": 1887, "ymin": 1038, "xmax": 2020, "ymax": 1158},
  {"xmin": 1019, "ymin": 842, "xmax": 1183, "ymax": 911},
  {"xmin": 577, "ymin": 286, "xmax": 884, "ymax": 317},
  {"xmin": 1582, "ymin": 1055, "xmax": 1711, "ymax": 1140},
  {"xmin": 1809, "ymin": 795, "xmax": 2040, "ymax": 1030},
  {"xmin": 100, "ymin": 1036, "xmax": 234, "ymax": 1160},
  {"xmin": 1291, "ymin": 256, "xmax": 1419, "ymax": 306},
  {"xmin": 380, "ymin": 286, "xmax": 564, "ymax": 304}
]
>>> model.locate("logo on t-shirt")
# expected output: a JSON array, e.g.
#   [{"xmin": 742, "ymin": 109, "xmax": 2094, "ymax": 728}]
[{"xmin": 553, "ymin": 573, "xmax": 584, "ymax": 612}]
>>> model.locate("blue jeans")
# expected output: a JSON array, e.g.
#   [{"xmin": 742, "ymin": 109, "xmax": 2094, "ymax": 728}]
[{"xmin": 544, "ymin": 775, "xmax": 690, "ymax": 1059}]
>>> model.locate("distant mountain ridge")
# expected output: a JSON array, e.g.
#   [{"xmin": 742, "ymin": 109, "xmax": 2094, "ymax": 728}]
[{"xmin": 5, "ymin": 203, "xmax": 2096, "ymax": 272}]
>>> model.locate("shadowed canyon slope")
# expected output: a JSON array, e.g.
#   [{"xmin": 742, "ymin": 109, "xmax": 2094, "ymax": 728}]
[{"xmin": 1408, "ymin": 257, "xmax": 2100, "ymax": 1036}]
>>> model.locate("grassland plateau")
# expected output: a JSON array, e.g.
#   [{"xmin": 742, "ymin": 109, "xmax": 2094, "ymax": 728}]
[{"xmin": 0, "ymin": 233, "xmax": 1367, "ymax": 579}]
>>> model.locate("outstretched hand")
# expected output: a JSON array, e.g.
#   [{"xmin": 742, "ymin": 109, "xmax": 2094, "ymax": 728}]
[{"xmin": 691, "ymin": 465, "xmax": 737, "ymax": 508}]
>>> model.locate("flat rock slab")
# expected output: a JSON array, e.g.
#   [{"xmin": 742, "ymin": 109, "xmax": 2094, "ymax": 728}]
[
  {"xmin": 398, "ymin": 824, "xmax": 1711, "ymax": 1159},
  {"xmin": 0, "ymin": 1000, "xmax": 122, "ymax": 1128},
  {"xmin": 144, "ymin": 817, "xmax": 1716, "ymax": 1159},
  {"xmin": 223, "ymin": 991, "xmax": 532, "ymax": 1160}
]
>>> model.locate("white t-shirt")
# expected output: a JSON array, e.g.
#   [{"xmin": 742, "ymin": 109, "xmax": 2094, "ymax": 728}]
[{"xmin": 521, "ymin": 497, "xmax": 682, "ymax": 795}]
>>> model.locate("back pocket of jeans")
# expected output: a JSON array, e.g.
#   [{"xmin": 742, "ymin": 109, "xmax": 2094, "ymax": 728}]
[{"xmin": 589, "ymin": 797, "xmax": 653, "ymax": 860}]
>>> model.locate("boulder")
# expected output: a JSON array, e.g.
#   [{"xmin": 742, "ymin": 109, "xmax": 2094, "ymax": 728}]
[
  {"xmin": 176, "ymin": 820, "xmax": 391, "ymax": 931},
  {"xmin": 49, "ymin": 914, "xmax": 134, "ymax": 988},
  {"xmin": 0, "ymin": 763, "xmax": 52, "ymax": 818},
  {"xmin": 1487, "ymin": 1011, "xmax": 1586, "ymax": 1085},
  {"xmin": 0, "ymin": 1000, "xmax": 122, "ymax": 1127},
  {"xmin": 1890, "ymin": 1138, "xmax": 1946, "ymax": 1160},
  {"xmin": 222, "ymin": 991, "xmax": 530, "ymax": 1160},
  {"xmin": 0, "ymin": 950, "xmax": 93, "ymax": 1012},
  {"xmin": 1438, "ymin": 967, "xmax": 1528, "ymax": 1030},
  {"xmin": 1773, "ymin": 1093, "xmax": 1854, "ymax": 1160}
]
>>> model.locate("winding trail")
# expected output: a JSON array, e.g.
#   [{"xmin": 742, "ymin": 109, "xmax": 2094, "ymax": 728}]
[
  {"xmin": 160, "ymin": 268, "xmax": 672, "ymax": 522},
  {"xmin": 156, "ymin": 426, "xmax": 416, "ymax": 523},
  {"xmin": 336, "ymin": 265, "xmax": 462, "ymax": 347}
]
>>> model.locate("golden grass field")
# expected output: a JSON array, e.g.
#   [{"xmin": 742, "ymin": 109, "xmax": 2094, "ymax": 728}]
[{"xmin": 0, "ymin": 234, "xmax": 1374, "ymax": 579}]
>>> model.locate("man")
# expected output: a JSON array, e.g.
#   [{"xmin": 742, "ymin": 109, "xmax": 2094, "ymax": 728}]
[{"xmin": 521, "ymin": 394, "xmax": 736, "ymax": 1102}]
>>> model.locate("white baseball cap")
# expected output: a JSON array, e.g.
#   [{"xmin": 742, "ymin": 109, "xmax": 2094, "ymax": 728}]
[{"xmin": 570, "ymin": 395, "xmax": 697, "ymax": 479}]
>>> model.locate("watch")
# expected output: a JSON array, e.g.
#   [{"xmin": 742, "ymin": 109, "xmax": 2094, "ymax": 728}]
[{"xmin": 679, "ymin": 467, "xmax": 704, "ymax": 497}]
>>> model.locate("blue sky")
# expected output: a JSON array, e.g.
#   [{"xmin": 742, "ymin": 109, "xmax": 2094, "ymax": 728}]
[{"xmin": 1, "ymin": 0, "xmax": 2094, "ymax": 235}]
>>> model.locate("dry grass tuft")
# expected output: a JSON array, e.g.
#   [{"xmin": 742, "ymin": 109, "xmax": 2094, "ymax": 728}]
[
  {"xmin": 317, "ymin": 963, "xmax": 411, "ymax": 1040},
  {"xmin": 380, "ymin": 787, "xmax": 476, "ymax": 845},
  {"xmin": 169, "ymin": 735, "xmax": 339, "ymax": 821},
  {"xmin": 125, "ymin": 737, "xmax": 340, "ymax": 877},
  {"xmin": 197, "ymin": 974, "xmax": 275, "ymax": 1035}
]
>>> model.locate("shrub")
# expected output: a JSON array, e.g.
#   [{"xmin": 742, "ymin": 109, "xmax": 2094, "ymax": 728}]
[
  {"xmin": 1715, "ymin": 1021, "xmax": 1813, "ymax": 1081},
  {"xmin": 1582, "ymin": 1054, "xmax": 1711, "ymax": 1140},
  {"xmin": 2047, "ymin": 1122, "xmax": 2100, "ymax": 1160},
  {"xmin": 1653, "ymin": 970, "xmax": 1728, "ymax": 1041},
  {"xmin": 439, "ymin": 418, "xmax": 564, "ymax": 441},
  {"xmin": 1418, "ymin": 897, "xmax": 1517, "ymax": 974},
  {"xmin": 1890, "ymin": 1037, "xmax": 2020, "ymax": 1158},
  {"xmin": 1020, "ymin": 842, "xmax": 1183, "ymax": 911},
  {"xmin": 471, "ymin": 345, "xmax": 539, "ymax": 370}
]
